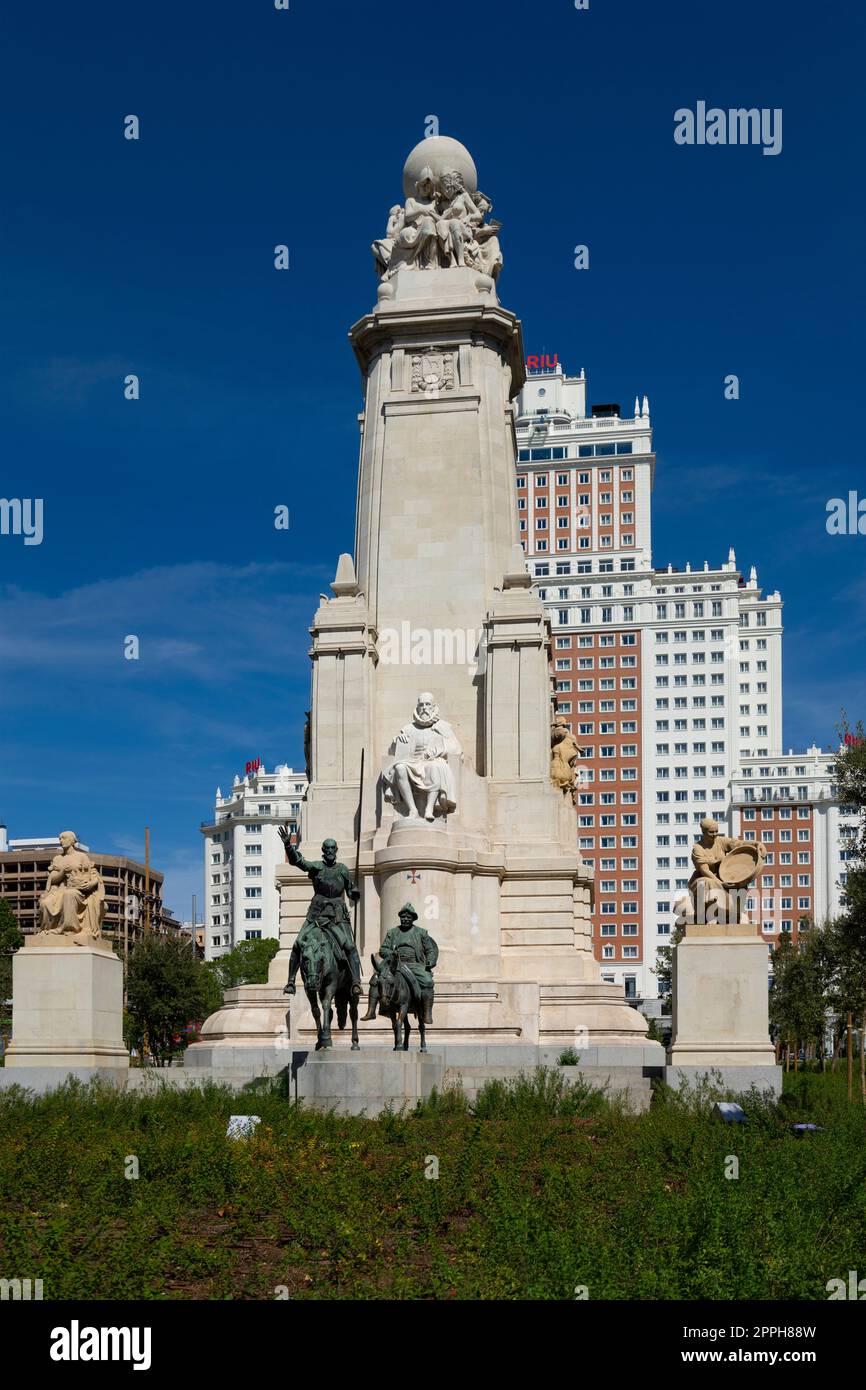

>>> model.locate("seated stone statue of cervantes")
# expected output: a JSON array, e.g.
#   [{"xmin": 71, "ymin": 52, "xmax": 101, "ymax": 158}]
[{"xmin": 382, "ymin": 692, "xmax": 462, "ymax": 821}]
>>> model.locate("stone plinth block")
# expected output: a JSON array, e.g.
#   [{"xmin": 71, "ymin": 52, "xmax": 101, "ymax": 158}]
[
  {"xmin": 667, "ymin": 933, "xmax": 776, "ymax": 1070},
  {"xmin": 665, "ymin": 1064, "xmax": 782, "ymax": 1099},
  {"xmin": 284, "ymin": 1045, "xmax": 658, "ymax": 1116},
  {"xmin": 5, "ymin": 942, "xmax": 128, "ymax": 1070},
  {"xmin": 288, "ymin": 1049, "xmax": 443, "ymax": 1116}
]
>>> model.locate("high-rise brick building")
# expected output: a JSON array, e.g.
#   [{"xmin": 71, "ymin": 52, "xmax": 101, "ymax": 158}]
[{"xmin": 514, "ymin": 359, "xmax": 791, "ymax": 1001}]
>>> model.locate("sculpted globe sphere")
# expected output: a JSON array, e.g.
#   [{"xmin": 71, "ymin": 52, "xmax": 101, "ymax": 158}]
[{"xmin": 401, "ymin": 135, "xmax": 478, "ymax": 199}]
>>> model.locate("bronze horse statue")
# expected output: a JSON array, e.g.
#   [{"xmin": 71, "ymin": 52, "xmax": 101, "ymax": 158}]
[
  {"xmin": 372, "ymin": 952, "xmax": 427, "ymax": 1052},
  {"xmin": 298, "ymin": 925, "xmax": 359, "ymax": 1051}
]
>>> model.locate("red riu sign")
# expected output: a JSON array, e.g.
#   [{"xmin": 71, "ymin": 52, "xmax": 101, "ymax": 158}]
[
  {"xmin": 245, "ymin": 757, "xmax": 263, "ymax": 775},
  {"xmin": 526, "ymin": 354, "xmax": 558, "ymax": 371}
]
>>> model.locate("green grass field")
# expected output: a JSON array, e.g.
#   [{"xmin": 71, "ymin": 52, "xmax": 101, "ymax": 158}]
[{"xmin": 0, "ymin": 1068, "xmax": 863, "ymax": 1300}]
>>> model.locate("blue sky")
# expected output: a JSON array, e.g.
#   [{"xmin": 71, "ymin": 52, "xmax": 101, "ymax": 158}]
[{"xmin": 1, "ymin": 0, "xmax": 864, "ymax": 917}]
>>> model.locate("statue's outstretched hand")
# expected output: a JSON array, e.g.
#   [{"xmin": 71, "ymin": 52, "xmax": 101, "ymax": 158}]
[{"xmin": 283, "ymin": 982, "xmax": 296, "ymax": 996}]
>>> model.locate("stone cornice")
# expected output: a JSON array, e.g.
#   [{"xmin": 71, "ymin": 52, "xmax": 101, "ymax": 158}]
[{"xmin": 349, "ymin": 301, "xmax": 525, "ymax": 397}]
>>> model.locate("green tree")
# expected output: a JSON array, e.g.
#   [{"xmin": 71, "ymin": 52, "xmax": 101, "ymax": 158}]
[
  {"xmin": 199, "ymin": 961, "xmax": 224, "ymax": 1021},
  {"xmin": 652, "ymin": 923, "xmax": 684, "ymax": 1014},
  {"xmin": 207, "ymin": 936, "xmax": 279, "ymax": 993},
  {"xmin": 769, "ymin": 930, "xmax": 828, "ymax": 1068},
  {"xmin": 834, "ymin": 717, "xmax": 866, "ymax": 829},
  {"xmin": 832, "ymin": 718, "xmax": 866, "ymax": 1099},
  {"xmin": 0, "ymin": 898, "xmax": 25, "ymax": 1044},
  {"xmin": 834, "ymin": 716, "xmax": 866, "ymax": 918},
  {"xmin": 822, "ymin": 914, "xmax": 866, "ymax": 1098},
  {"xmin": 126, "ymin": 935, "xmax": 215, "ymax": 1066}
]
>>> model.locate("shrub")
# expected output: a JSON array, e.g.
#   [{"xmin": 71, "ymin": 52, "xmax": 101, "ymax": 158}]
[
  {"xmin": 410, "ymin": 1081, "xmax": 470, "ymax": 1117},
  {"xmin": 472, "ymin": 1066, "xmax": 608, "ymax": 1120},
  {"xmin": 1, "ymin": 1067, "xmax": 864, "ymax": 1300}
]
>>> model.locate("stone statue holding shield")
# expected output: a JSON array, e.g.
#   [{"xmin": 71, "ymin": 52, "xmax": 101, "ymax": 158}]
[{"xmin": 684, "ymin": 817, "xmax": 766, "ymax": 926}]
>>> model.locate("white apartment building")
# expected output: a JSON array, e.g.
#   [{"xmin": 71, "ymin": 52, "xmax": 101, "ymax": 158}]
[
  {"xmin": 515, "ymin": 358, "xmax": 784, "ymax": 1000},
  {"xmin": 643, "ymin": 557, "xmax": 783, "ymax": 983},
  {"xmin": 200, "ymin": 763, "xmax": 307, "ymax": 960},
  {"xmin": 730, "ymin": 746, "xmax": 859, "ymax": 953}
]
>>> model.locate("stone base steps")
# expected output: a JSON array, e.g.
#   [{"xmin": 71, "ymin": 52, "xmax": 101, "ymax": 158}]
[{"xmin": 0, "ymin": 1046, "xmax": 661, "ymax": 1113}]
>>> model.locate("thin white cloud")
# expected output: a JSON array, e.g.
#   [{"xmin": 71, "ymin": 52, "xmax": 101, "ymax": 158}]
[{"xmin": 0, "ymin": 560, "xmax": 327, "ymax": 689}]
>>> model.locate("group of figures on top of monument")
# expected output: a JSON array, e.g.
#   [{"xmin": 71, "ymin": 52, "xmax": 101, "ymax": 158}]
[
  {"xmin": 372, "ymin": 167, "xmax": 502, "ymax": 282},
  {"xmin": 382, "ymin": 691, "xmax": 461, "ymax": 822},
  {"xmin": 279, "ymin": 829, "xmax": 438, "ymax": 1052}
]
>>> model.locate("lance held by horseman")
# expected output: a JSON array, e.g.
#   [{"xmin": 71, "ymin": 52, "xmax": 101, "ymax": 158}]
[{"xmin": 353, "ymin": 747, "xmax": 364, "ymax": 947}]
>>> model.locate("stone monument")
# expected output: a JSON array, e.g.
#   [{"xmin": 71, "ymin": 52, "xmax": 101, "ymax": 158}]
[
  {"xmin": 667, "ymin": 817, "xmax": 780, "ymax": 1092},
  {"xmin": 263, "ymin": 134, "xmax": 656, "ymax": 1054},
  {"xmin": 4, "ymin": 831, "xmax": 129, "ymax": 1072}
]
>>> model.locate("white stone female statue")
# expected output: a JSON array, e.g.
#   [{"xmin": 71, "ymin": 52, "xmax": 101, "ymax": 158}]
[
  {"xmin": 382, "ymin": 692, "xmax": 462, "ymax": 821},
  {"xmin": 372, "ymin": 204, "xmax": 405, "ymax": 277},
  {"xmin": 469, "ymin": 190, "xmax": 503, "ymax": 281},
  {"xmin": 384, "ymin": 171, "xmax": 441, "ymax": 275},
  {"xmin": 37, "ymin": 830, "xmax": 106, "ymax": 944},
  {"xmin": 435, "ymin": 168, "xmax": 479, "ymax": 269}
]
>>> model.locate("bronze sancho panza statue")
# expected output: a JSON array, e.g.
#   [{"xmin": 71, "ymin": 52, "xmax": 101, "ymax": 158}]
[{"xmin": 363, "ymin": 903, "xmax": 438, "ymax": 1050}]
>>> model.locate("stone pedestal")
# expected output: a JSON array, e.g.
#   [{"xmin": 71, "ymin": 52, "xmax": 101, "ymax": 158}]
[
  {"xmin": 183, "ymin": 983, "xmax": 291, "ymax": 1075},
  {"xmin": 287, "ymin": 1044, "xmax": 660, "ymax": 1116},
  {"xmin": 5, "ymin": 940, "xmax": 129, "ymax": 1070},
  {"xmin": 261, "ymin": 261, "xmax": 650, "ymax": 1052},
  {"xmin": 666, "ymin": 930, "xmax": 780, "ymax": 1094}
]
